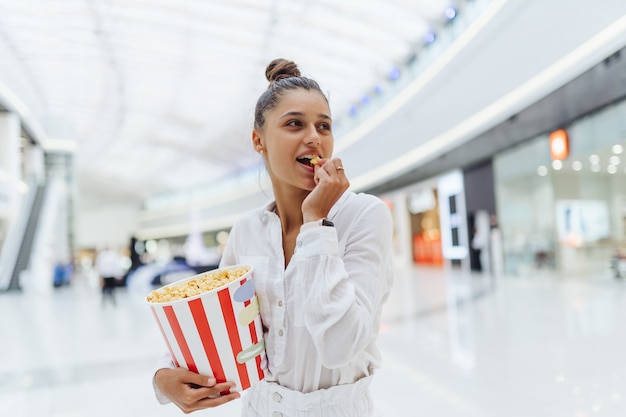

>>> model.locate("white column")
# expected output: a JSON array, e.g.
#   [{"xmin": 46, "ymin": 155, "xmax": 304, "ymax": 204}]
[
  {"xmin": 437, "ymin": 170, "xmax": 471, "ymax": 273},
  {"xmin": 24, "ymin": 143, "xmax": 46, "ymax": 185},
  {"xmin": 391, "ymin": 191, "xmax": 414, "ymax": 269},
  {"xmin": 0, "ymin": 112, "xmax": 22, "ymax": 223}
]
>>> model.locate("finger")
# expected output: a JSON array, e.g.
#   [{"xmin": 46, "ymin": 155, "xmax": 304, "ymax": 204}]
[
  {"xmin": 175, "ymin": 391, "xmax": 240, "ymax": 414},
  {"xmin": 186, "ymin": 372, "xmax": 216, "ymax": 387},
  {"xmin": 189, "ymin": 385, "xmax": 240, "ymax": 403},
  {"xmin": 197, "ymin": 391, "xmax": 241, "ymax": 408},
  {"xmin": 319, "ymin": 158, "xmax": 339, "ymax": 175},
  {"xmin": 332, "ymin": 158, "xmax": 344, "ymax": 174},
  {"xmin": 213, "ymin": 381, "xmax": 237, "ymax": 395}
]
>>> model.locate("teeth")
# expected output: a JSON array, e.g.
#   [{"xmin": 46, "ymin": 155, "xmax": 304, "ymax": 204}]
[{"xmin": 296, "ymin": 155, "xmax": 321, "ymax": 167}]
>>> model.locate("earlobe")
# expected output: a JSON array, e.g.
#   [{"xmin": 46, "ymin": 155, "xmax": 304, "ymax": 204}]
[{"xmin": 252, "ymin": 131, "xmax": 264, "ymax": 154}]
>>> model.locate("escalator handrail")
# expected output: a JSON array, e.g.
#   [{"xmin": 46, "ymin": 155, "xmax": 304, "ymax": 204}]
[{"xmin": 0, "ymin": 180, "xmax": 38, "ymax": 291}]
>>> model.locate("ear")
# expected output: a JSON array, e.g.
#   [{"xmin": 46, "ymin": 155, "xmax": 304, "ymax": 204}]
[{"xmin": 252, "ymin": 130, "xmax": 264, "ymax": 154}]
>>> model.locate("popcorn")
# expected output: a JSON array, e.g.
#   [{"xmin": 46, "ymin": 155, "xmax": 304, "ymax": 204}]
[{"xmin": 146, "ymin": 266, "xmax": 250, "ymax": 303}]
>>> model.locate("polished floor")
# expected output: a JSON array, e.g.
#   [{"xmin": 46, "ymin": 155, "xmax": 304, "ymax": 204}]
[{"xmin": 1, "ymin": 263, "xmax": 625, "ymax": 417}]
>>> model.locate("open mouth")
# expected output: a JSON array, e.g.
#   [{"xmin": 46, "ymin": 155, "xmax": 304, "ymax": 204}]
[{"xmin": 296, "ymin": 155, "xmax": 321, "ymax": 167}]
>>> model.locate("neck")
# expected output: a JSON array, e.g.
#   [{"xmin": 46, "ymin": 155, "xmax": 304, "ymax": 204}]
[{"xmin": 273, "ymin": 187, "xmax": 309, "ymax": 232}]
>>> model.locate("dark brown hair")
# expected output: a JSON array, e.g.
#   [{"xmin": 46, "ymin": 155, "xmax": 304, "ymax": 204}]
[{"xmin": 254, "ymin": 58, "xmax": 329, "ymax": 130}]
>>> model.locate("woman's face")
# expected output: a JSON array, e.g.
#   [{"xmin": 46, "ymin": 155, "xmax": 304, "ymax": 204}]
[{"xmin": 254, "ymin": 89, "xmax": 333, "ymax": 191}]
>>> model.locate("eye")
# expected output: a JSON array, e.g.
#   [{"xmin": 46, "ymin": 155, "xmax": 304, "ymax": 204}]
[
  {"xmin": 318, "ymin": 122, "xmax": 331, "ymax": 131},
  {"xmin": 285, "ymin": 119, "xmax": 303, "ymax": 127}
]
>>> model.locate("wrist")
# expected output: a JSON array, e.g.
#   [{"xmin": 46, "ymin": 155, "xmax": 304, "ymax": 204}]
[{"xmin": 301, "ymin": 218, "xmax": 334, "ymax": 233}]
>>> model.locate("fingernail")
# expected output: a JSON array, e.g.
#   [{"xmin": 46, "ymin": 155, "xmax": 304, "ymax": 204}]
[{"xmin": 207, "ymin": 377, "xmax": 216, "ymax": 385}]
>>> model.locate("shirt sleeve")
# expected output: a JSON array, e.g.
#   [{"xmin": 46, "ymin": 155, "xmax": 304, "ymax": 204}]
[
  {"xmin": 291, "ymin": 198, "xmax": 394, "ymax": 369},
  {"xmin": 219, "ymin": 221, "xmax": 239, "ymax": 268},
  {"xmin": 152, "ymin": 353, "xmax": 175, "ymax": 404}
]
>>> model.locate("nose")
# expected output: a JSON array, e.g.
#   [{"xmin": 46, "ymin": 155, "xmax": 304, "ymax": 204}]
[{"xmin": 304, "ymin": 125, "xmax": 320, "ymax": 146}]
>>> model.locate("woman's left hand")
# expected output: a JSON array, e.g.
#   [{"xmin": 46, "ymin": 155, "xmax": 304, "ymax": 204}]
[{"xmin": 302, "ymin": 158, "xmax": 350, "ymax": 222}]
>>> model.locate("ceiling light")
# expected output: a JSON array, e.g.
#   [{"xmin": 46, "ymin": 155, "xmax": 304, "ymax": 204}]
[
  {"xmin": 591, "ymin": 164, "xmax": 601, "ymax": 172},
  {"xmin": 552, "ymin": 160, "xmax": 563, "ymax": 170},
  {"xmin": 608, "ymin": 165, "xmax": 617, "ymax": 174},
  {"xmin": 445, "ymin": 7, "xmax": 457, "ymax": 20},
  {"xmin": 424, "ymin": 30, "xmax": 436, "ymax": 44},
  {"xmin": 589, "ymin": 154, "xmax": 600, "ymax": 164},
  {"xmin": 609, "ymin": 155, "xmax": 620, "ymax": 165},
  {"xmin": 387, "ymin": 67, "xmax": 401, "ymax": 81},
  {"xmin": 572, "ymin": 161, "xmax": 582, "ymax": 171},
  {"xmin": 537, "ymin": 165, "xmax": 548, "ymax": 176},
  {"xmin": 613, "ymin": 144, "xmax": 623, "ymax": 154}
]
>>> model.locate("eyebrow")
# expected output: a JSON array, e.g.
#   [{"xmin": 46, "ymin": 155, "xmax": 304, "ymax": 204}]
[{"xmin": 279, "ymin": 111, "xmax": 331, "ymax": 120}]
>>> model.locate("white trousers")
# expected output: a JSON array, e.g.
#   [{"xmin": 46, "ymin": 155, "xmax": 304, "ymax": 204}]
[{"xmin": 241, "ymin": 376, "xmax": 379, "ymax": 417}]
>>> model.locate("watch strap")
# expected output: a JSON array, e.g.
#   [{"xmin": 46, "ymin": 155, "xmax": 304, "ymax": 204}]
[{"xmin": 300, "ymin": 218, "xmax": 334, "ymax": 232}]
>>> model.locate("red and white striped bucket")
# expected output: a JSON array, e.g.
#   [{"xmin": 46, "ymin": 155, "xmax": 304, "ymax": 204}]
[{"xmin": 146, "ymin": 264, "xmax": 265, "ymax": 392}]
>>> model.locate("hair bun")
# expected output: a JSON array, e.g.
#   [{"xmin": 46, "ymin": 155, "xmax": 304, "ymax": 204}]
[{"xmin": 265, "ymin": 58, "xmax": 301, "ymax": 83}]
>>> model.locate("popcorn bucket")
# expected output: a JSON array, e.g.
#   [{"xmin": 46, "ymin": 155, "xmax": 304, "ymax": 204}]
[{"xmin": 146, "ymin": 264, "xmax": 265, "ymax": 392}]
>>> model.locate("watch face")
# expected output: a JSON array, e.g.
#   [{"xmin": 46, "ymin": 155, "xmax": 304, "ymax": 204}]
[{"xmin": 322, "ymin": 218, "xmax": 335, "ymax": 227}]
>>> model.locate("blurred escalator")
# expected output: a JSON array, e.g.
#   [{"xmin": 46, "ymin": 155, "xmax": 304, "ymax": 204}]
[{"xmin": 6, "ymin": 184, "xmax": 47, "ymax": 291}]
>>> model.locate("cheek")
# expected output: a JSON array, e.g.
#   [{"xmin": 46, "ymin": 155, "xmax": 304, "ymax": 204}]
[
  {"xmin": 323, "ymin": 138, "xmax": 334, "ymax": 156},
  {"xmin": 265, "ymin": 149, "xmax": 289, "ymax": 175}
]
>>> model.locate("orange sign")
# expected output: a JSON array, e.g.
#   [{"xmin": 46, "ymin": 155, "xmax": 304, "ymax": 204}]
[{"xmin": 549, "ymin": 129, "xmax": 569, "ymax": 160}]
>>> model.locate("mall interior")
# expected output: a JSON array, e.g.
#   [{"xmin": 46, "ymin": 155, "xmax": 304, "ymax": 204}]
[{"xmin": 1, "ymin": 0, "xmax": 626, "ymax": 416}]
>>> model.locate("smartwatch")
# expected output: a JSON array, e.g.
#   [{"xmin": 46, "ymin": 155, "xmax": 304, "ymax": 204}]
[
  {"xmin": 301, "ymin": 218, "xmax": 335, "ymax": 233},
  {"xmin": 321, "ymin": 218, "xmax": 335, "ymax": 227}
]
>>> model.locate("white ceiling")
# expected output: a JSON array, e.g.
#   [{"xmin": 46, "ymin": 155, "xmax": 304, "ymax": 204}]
[{"xmin": 0, "ymin": 0, "xmax": 454, "ymax": 208}]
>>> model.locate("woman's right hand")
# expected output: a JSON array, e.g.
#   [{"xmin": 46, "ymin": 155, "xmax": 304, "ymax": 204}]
[
  {"xmin": 154, "ymin": 367, "xmax": 240, "ymax": 413},
  {"xmin": 302, "ymin": 157, "xmax": 349, "ymax": 223}
]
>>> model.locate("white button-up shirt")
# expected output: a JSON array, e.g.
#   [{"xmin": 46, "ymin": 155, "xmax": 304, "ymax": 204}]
[{"xmin": 219, "ymin": 191, "xmax": 394, "ymax": 394}]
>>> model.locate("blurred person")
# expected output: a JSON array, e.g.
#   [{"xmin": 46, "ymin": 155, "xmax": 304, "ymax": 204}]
[
  {"xmin": 489, "ymin": 215, "xmax": 504, "ymax": 276},
  {"xmin": 611, "ymin": 246, "xmax": 626, "ymax": 279},
  {"xmin": 471, "ymin": 210, "xmax": 490, "ymax": 273},
  {"xmin": 122, "ymin": 236, "xmax": 145, "ymax": 286},
  {"xmin": 152, "ymin": 58, "xmax": 394, "ymax": 416},
  {"xmin": 95, "ymin": 246, "xmax": 122, "ymax": 306}
]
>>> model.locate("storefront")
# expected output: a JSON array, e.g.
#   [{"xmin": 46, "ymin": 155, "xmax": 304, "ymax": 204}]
[
  {"xmin": 381, "ymin": 170, "xmax": 472, "ymax": 271},
  {"xmin": 407, "ymin": 186, "xmax": 443, "ymax": 266},
  {"xmin": 493, "ymin": 97, "xmax": 626, "ymax": 277}
]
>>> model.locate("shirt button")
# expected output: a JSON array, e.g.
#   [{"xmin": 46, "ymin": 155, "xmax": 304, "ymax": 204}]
[
  {"xmin": 297, "ymin": 241, "xmax": 303, "ymax": 247},
  {"xmin": 278, "ymin": 329, "xmax": 284, "ymax": 336},
  {"xmin": 277, "ymin": 300, "xmax": 283, "ymax": 307},
  {"xmin": 272, "ymin": 392, "xmax": 282, "ymax": 402},
  {"xmin": 272, "ymin": 412, "xmax": 282, "ymax": 417}
]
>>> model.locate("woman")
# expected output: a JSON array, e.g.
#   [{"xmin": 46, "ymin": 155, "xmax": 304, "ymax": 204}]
[{"xmin": 154, "ymin": 58, "xmax": 394, "ymax": 416}]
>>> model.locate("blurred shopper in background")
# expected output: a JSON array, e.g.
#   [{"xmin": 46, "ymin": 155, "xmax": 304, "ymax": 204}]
[
  {"xmin": 122, "ymin": 236, "xmax": 144, "ymax": 287},
  {"xmin": 95, "ymin": 246, "xmax": 122, "ymax": 306},
  {"xmin": 153, "ymin": 58, "xmax": 394, "ymax": 416}
]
